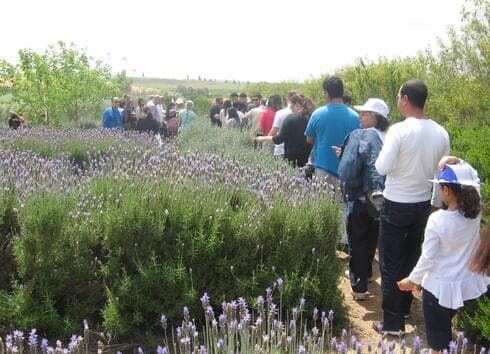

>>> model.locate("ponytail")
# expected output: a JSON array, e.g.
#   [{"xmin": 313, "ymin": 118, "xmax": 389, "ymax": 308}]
[{"xmin": 441, "ymin": 183, "xmax": 481, "ymax": 219}]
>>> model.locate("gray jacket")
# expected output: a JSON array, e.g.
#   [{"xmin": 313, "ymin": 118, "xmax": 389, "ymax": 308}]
[{"xmin": 338, "ymin": 128, "xmax": 385, "ymax": 201}]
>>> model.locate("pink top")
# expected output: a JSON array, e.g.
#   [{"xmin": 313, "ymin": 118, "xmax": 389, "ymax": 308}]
[{"xmin": 258, "ymin": 108, "xmax": 275, "ymax": 135}]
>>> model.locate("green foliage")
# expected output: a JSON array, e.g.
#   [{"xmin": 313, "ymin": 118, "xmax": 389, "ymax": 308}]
[
  {"xmin": 3, "ymin": 177, "xmax": 343, "ymax": 340},
  {"xmin": 458, "ymin": 292, "xmax": 490, "ymax": 346},
  {"xmin": 0, "ymin": 42, "xmax": 120, "ymax": 127},
  {"xmin": 0, "ymin": 191, "xmax": 19, "ymax": 291},
  {"xmin": 178, "ymin": 118, "xmax": 296, "ymax": 175}
]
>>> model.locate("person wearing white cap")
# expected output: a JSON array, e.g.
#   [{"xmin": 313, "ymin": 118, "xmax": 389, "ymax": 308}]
[
  {"xmin": 398, "ymin": 159, "xmax": 488, "ymax": 351},
  {"xmin": 338, "ymin": 98, "xmax": 390, "ymax": 301},
  {"xmin": 373, "ymin": 80, "xmax": 450, "ymax": 335}
]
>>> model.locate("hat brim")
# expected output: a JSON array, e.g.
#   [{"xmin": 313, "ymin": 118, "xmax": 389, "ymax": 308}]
[{"xmin": 428, "ymin": 178, "xmax": 481, "ymax": 187}]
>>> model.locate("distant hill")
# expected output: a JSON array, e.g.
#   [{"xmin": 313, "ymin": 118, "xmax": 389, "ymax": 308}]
[{"xmin": 130, "ymin": 77, "xmax": 251, "ymax": 97}]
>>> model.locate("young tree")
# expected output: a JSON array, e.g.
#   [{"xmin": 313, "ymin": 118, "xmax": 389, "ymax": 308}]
[{"xmin": 0, "ymin": 41, "xmax": 121, "ymax": 127}]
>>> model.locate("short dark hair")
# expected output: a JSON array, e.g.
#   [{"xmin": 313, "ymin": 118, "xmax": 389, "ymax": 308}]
[
  {"xmin": 239, "ymin": 92, "xmax": 247, "ymax": 98},
  {"xmin": 400, "ymin": 80, "xmax": 428, "ymax": 109},
  {"xmin": 230, "ymin": 92, "xmax": 238, "ymax": 98},
  {"xmin": 322, "ymin": 76, "xmax": 344, "ymax": 99}
]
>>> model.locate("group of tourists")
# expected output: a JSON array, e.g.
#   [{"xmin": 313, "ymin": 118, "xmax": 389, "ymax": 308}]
[
  {"xmin": 222, "ymin": 76, "xmax": 489, "ymax": 352},
  {"xmin": 102, "ymin": 95, "xmax": 197, "ymax": 136}
]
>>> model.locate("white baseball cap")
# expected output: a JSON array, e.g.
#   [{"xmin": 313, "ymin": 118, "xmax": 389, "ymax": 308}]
[
  {"xmin": 430, "ymin": 163, "xmax": 481, "ymax": 188},
  {"xmin": 354, "ymin": 98, "xmax": 389, "ymax": 118}
]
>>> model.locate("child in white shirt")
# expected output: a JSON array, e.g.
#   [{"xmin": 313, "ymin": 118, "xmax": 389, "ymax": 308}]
[{"xmin": 398, "ymin": 160, "xmax": 489, "ymax": 351}]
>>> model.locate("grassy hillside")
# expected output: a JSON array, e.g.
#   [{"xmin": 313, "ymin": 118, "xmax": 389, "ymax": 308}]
[{"xmin": 130, "ymin": 77, "xmax": 252, "ymax": 97}]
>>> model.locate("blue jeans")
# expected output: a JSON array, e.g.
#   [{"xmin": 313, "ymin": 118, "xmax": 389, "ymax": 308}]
[{"xmin": 379, "ymin": 198, "xmax": 431, "ymax": 331}]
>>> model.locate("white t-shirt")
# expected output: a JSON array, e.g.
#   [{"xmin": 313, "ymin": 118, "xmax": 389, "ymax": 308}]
[
  {"xmin": 271, "ymin": 106, "xmax": 292, "ymax": 156},
  {"xmin": 375, "ymin": 117, "xmax": 450, "ymax": 203},
  {"xmin": 409, "ymin": 209, "xmax": 489, "ymax": 309}
]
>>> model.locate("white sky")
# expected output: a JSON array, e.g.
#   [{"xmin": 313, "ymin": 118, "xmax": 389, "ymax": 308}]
[{"xmin": 1, "ymin": 0, "xmax": 465, "ymax": 82}]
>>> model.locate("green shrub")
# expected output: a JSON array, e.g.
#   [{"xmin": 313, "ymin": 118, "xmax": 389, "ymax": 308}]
[
  {"xmin": 458, "ymin": 292, "xmax": 490, "ymax": 347},
  {"xmin": 4, "ymin": 176, "xmax": 343, "ymax": 341}
]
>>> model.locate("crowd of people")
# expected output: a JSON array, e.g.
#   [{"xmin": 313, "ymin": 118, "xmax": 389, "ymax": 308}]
[
  {"xmin": 102, "ymin": 94, "xmax": 196, "ymax": 137},
  {"xmin": 214, "ymin": 77, "xmax": 489, "ymax": 352}
]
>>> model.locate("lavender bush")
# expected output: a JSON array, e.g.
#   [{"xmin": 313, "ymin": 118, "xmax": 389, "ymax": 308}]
[{"xmin": 0, "ymin": 128, "xmax": 344, "ymax": 341}]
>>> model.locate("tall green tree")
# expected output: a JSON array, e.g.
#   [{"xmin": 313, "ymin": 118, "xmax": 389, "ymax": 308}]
[{"xmin": 0, "ymin": 42, "xmax": 120, "ymax": 127}]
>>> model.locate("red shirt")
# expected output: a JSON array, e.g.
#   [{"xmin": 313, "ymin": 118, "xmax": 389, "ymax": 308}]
[{"xmin": 258, "ymin": 108, "xmax": 275, "ymax": 135}]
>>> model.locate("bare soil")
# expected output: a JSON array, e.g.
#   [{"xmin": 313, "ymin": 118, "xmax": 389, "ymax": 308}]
[{"xmin": 337, "ymin": 251, "xmax": 428, "ymax": 350}]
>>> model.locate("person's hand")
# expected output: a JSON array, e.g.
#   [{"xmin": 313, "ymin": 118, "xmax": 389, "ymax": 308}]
[
  {"xmin": 331, "ymin": 145, "xmax": 341, "ymax": 157},
  {"xmin": 397, "ymin": 278, "xmax": 416, "ymax": 291},
  {"xmin": 438, "ymin": 156, "xmax": 460, "ymax": 170}
]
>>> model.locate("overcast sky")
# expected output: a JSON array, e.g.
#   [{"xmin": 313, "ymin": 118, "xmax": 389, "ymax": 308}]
[{"xmin": 1, "ymin": 0, "xmax": 465, "ymax": 82}]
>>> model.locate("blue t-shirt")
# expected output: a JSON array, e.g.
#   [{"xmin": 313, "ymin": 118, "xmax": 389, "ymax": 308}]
[
  {"xmin": 102, "ymin": 107, "xmax": 122, "ymax": 129},
  {"xmin": 304, "ymin": 103, "xmax": 359, "ymax": 176}
]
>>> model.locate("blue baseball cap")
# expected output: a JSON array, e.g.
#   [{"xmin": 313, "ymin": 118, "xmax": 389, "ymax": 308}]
[{"xmin": 430, "ymin": 163, "xmax": 480, "ymax": 188}]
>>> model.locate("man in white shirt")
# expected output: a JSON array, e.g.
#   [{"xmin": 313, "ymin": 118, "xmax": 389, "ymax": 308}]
[
  {"xmin": 374, "ymin": 80, "xmax": 450, "ymax": 335},
  {"xmin": 269, "ymin": 91, "xmax": 296, "ymax": 156}
]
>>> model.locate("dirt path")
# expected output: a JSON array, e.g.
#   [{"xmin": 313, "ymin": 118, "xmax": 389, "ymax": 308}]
[{"xmin": 338, "ymin": 251, "xmax": 428, "ymax": 350}]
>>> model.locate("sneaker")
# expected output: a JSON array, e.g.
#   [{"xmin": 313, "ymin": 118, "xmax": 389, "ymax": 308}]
[
  {"xmin": 372, "ymin": 322, "xmax": 405, "ymax": 336},
  {"xmin": 344, "ymin": 270, "xmax": 350, "ymax": 278},
  {"xmin": 353, "ymin": 292, "xmax": 366, "ymax": 301}
]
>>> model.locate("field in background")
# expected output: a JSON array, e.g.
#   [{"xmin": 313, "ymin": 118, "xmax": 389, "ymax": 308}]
[{"xmin": 130, "ymin": 76, "xmax": 252, "ymax": 97}]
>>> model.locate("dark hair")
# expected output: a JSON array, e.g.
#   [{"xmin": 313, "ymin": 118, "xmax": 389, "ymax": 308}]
[
  {"xmin": 400, "ymin": 80, "xmax": 428, "ymax": 109},
  {"xmin": 289, "ymin": 94, "xmax": 315, "ymax": 119},
  {"xmin": 322, "ymin": 76, "xmax": 344, "ymax": 99},
  {"xmin": 222, "ymin": 99, "xmax": 232, "ymax": 111},
  {"xmin": 374, "ymin": 113, "xmax": 389, "ymax": 132},
  {"xmin": 252, "ymin": 92, "xmax": 262, "ymax": 100},
  {"xmin": 230, "ymin": 92, "xmax": 238, "ymax": 98},
  {"xmin": 286, "ymin": 90, "xmax": 297, "ymax": 101},
  {"xmin": 138, "ymin": 98, "xmax": 145, "ymax": 107},
  {"xmin": 227, "ymin": 107, "xmax": 239, "ymax": 120},
  {"xmin": 470, "ymin": 224, "xmax": 490, "ymax": 276},
  {"xmin": 239, "ymin": 92, "xmax": 247, "ymax": 98},
  {"xmin": 440, "ymin": 183, "xmax": 481, "ymax": 219},
  {"xmin": 267, "ymin": 94, "xmax": 282, "ymax": 112}
]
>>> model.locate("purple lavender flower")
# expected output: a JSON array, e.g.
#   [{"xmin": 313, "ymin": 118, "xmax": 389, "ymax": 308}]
[
  {"xmin": 83, "ymin": 319, "xmax": 89, "ymax": 331},
  {"xmin": 276, "ymin": 277, "xmax": 284, "ymax": 291},
  {"xmin": 216, "ymin": 338, "xmax": 224, "ymax": 352},
  {"xmin": 449, "ymin": 340, "xmax": 457, "ymax": 354},
  {"xmin": 28, "ymin": 329, "xmax": 38, "ymax": 349},
  {"xmin": 292, "ymin": 307, "xmax": 298, "ymax": 320},
  {"xmin": 156, "ymin": 346, "xmax": 168, "ymax": 354},
  {"xmin": 479, "ymin": 347, "xmax": 486, "ymax": 354},
  {"xmin": 289, "ymin": 319, "xmax": 296, "ymax": 330},
  {"xmin": 183, "ymin": 306, "xmax": 190, "ymax": 321},
  {"xmin": 198, "ymin": 345, "xmax": 208, "ymax": 354},
  {"xmin": 313, "ymin": 307, "xmax": 318, "ymax": 321},
  {"xmin": 266, "ymin": 287, "xmax": 272, "ymax": 302},
  {"xmin": 328, "ymin": 309, "xmax": 334, "ymax": 321},
  {"xmin": 138, "ymin": 346, "xmax": 144, "ymax": 354},
  {"xmin": 413, "ymin": 336, "xmax": 421, "ymax": 353},
  {"xmin": 299, "ymin": 297, "xmax": 305, "ymax": 311},
  {"xmin": 160, "ymin": 314, "xmax": 167, "ymax": 330},
  {"xmin": 200, "ymin": 293, "xmax": 210, "ymax": 309},
  {"xmin": 367, "ymin": 340, "xmax": 372, "ymax": 352},
  {"xmin": 41, "ymin": 338, "xmax": 49, "ymax": 353}
]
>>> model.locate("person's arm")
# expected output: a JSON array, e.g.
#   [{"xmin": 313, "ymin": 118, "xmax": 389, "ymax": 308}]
[
  {"xmin": 375, "ymin": 127, "xmax": 400, "ymax": 176},
  {"xmin": 406, "ymin": 215, "xmax": 441, "ymax": 285},
  {"xmin": 304, "ymin": 114, "xmax": 316, "ymax": 145},
  {"xmin": 102, "ymin": 109, "xmax": 110, "ymax": 128},
  {"xmin": 255, "ymin": 135, "xmax": 274, "ymax": 143}
]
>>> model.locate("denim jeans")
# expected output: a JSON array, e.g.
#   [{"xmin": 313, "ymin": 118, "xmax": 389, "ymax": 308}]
[
  {"xmin": 347, "ymin": 199, "xmax": 378, "ymax": 293},
  {"xmin": 379, "ymin": 198, "xmax": 431, "ymax": 331},
  {"xmin": 423, "ymin": 289, "xmax": 457, "ymax": 351}
]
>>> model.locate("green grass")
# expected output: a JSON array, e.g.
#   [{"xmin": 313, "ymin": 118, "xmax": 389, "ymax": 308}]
[{"xmin": 130, "ymin": 77, "xmax": 252, "ymax": 97}]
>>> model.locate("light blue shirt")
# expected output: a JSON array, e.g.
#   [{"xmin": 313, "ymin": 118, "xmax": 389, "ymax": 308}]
[
  {"xmin": 179, "ymin": 109, "xmax": 197, "ymax": 129},
  {"xmin": 304, "ymin": 103, "xmax": 359, "ymax": 176}
]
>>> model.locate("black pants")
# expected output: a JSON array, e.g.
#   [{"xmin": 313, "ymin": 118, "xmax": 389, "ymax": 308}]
[
  {"xmin": 379, "ymin": 198, "xmax": 431, "ymax": 331},
  {"xmin": 347, "ymin": 200, "xmax": 378, "ymax": 293}
]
